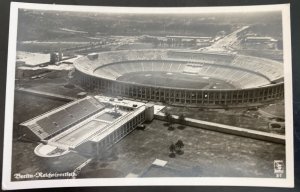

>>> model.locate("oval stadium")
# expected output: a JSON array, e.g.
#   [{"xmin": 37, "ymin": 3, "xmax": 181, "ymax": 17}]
[{"xmin": 73, "ymin": 49, "xmax": 284, "ymax": 107}]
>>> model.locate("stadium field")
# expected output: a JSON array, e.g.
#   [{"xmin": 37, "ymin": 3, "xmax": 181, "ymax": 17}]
[{"xmin": 117, "ymin": 71, "xmax": 236, "ymax": 90}]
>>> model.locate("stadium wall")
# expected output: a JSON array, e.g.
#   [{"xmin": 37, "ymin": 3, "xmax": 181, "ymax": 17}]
[
  {"xmin": 155, "ymin": 112, "xmax": 285, "ymax": 144},
  {"xmin": 74, "ymin": 70, "xmax": 284, "ymax": 108}
]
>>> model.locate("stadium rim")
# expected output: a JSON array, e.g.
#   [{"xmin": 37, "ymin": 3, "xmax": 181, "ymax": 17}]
[{"xmin": 73, "ymin": 49, "xmax": 284, "ymax": 108}]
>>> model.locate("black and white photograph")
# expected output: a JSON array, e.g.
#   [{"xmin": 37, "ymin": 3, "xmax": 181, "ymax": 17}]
[{"xmin": 2, "ymin": 2, "xmax": 294, "ymax": 189}]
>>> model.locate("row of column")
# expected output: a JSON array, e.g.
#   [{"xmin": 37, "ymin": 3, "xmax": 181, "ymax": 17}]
[{"xmin": 76, "ymin": 71, "xmax": 284, "ymax": 106}]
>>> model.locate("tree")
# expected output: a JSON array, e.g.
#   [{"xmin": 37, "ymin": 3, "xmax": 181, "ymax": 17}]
[
  {"xmin": 175, "ymin": 140, "xmax": 184, "ymax": 149},
  {"xmin": 169, "ymin": 143, "xmax": 176, "ymax": 158},
  {"xmin": 175, "ymin": 140, "xmax": 184, "ymax": 155},
  {"xmin": 177, "ymin": 114, "xmax": 186, "ymax": 130},
  {"xmin": 168, "ymin": 125, "xmax": 175, "ymax": 131}
]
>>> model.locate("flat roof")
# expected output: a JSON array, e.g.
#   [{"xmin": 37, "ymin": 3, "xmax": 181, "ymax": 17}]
[
  {"xmin": 16, "ymin": 51, "xmax": 50, "ymax": 66},
  {"xmin": 90, "ymin": 106, "xmax": 146, "ymax": 142},
  {"xmin": 94, "ymin": 95, "xmax": 146, "ymax": 109},
  {"xmin": 245, "ymin": 36, "xmax": 277, "ymax": 41},
  {"xmin": 166, "ymin": 36, "xmax": 212, "ymax": 39},
  {"xmin": 172, "ymin": 49, "xmax": 234, "ymax": 56},
  {"xmin": 18, "ymin": 64, "xmax": 74, "ymax": 71}
]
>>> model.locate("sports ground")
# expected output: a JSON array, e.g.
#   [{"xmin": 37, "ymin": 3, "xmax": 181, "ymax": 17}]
[{"xmin": 117, "ymin": 71, "xmax": 236, "ymax": 90}]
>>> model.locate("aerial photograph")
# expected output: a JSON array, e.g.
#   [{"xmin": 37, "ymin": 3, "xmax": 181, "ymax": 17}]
[{"xmin": 9, "ymin": 6, "xmax": 288, "ymax": 183}]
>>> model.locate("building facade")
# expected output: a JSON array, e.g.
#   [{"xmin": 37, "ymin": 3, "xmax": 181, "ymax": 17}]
[
  {"xmin": 73, "ymin": 49, "xmax": 284, "ymax": 108},
  {"xmin": 74, "ymin": 70, "xmax": 284, "ymax": 107},
  {"xmin": 21, "ymin": 96, "xmax": 154, "ymax": 157}
]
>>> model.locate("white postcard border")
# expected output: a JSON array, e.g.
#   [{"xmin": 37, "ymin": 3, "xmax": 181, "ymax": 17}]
[{"xmin": 2, "ymin": 2, "xmax": 294, "ymax": 190}]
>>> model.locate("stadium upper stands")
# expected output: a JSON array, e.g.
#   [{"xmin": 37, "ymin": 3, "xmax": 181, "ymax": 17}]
[
  {"xmin": 74, "ymin": 49, "xmax": 283, "ymax": 89},
  {"xmin": 21, "ymin": 97, "xmax": 105, "ymax": 140}
]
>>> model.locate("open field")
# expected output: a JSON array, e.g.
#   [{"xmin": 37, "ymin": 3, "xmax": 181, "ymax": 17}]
[
  {"xmin": 17, "ymin": 41, "xmax": 92, "ymax": 53},
  {"xmin": 79, "ymin": 119, "xmax": 285, "ymax": 178},
  {"xmin": 13, "ymin": 92, "xmax": 67, "ymax": 125},
  {"xmin": 17, "ymin": 71, "xmax": 85, "ymax": 98}
]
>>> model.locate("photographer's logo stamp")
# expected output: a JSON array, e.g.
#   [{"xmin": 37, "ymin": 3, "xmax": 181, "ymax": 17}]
[{"xmin": 274, "ymin": 160, "xmax": 284, "ymax": 178}]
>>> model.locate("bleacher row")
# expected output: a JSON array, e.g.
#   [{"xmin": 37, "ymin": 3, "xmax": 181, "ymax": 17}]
[
  {"xmin": 166, "ymin": 51, "xmax": 235, "ymax": 66},
  {"xmin": 94, "ymin": 61, "xmax": 185, "ymax": 80},
  {"xmin": 74, "ymin": 49, "xmax": 169, "ymax": 72},
  {"xmin": 76, "ymin": 49, "xmax": 233, "ymax": 71},
  {"xmin": 196, "ymin": 65, "xmax": 270, "ymax": 88},
  {"xmin": 166, "ymin": 51, "xmax": 283, "ymax": 82},
  {"xmin": 28, "ymin": 97, "xmax": 104, "ymax": 140},
  {"xmin": 231, "ymin": 55, "xmax": 283, "ymax": 81},
  {"xmin": 93, "ymin": 60, "xmax": 270, "ymax": 88}
]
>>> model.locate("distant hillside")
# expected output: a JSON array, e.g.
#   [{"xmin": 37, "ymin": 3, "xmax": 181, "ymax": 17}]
[{"xmin": 17, "ymin": 9, "xmax": 282, "ymax": 41}]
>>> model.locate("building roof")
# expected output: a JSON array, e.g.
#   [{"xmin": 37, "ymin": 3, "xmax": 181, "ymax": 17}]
[
  {"xmin": 16, "ymin": 51, "xmax": 50, "ymax": 66},
  {"xmin": 166, "ymin": 36, "xmax": 212, "ymax": 39},
  {"xmin": 245, "ymin": 36, "xmax": 277, "ymax": 42}
]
